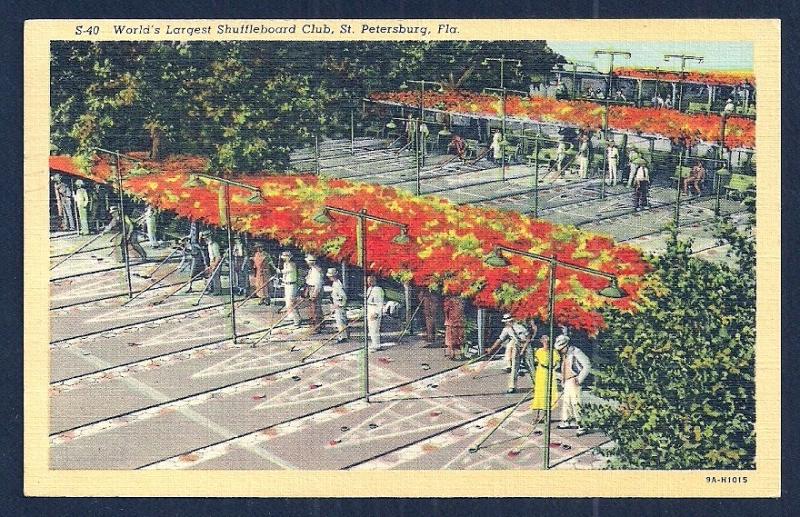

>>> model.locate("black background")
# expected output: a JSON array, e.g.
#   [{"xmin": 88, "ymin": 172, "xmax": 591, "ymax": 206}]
[{"xmin": 1, "ymin": 1, "xmax": 794, "ymax": 515}]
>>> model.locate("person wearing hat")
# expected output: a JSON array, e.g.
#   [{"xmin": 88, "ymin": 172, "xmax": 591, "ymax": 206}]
[
  {"xmin": 304, "ymin": 254, "xmax": 324, "ymax": 328},
  {"xmin": 555, "ymin": 334, "xmax": 591, "ymax": 431},
  {"xmin": 366, "ymin": 274, "xmax": 385, "ymax": 350},
  {"xmin": 73, "ymin": 179, "xmax": 91, "ymax": 235},
  {"xmin": 554, "ymin": 138, "xmax": 569, "ymax": 175},
  {"xmin": 632, "ymin": 158, "xmax": 651, "ymax": 211},
  {"xmin": 724, "ymin": 98, "xmax": 735, "ymax": 115},
  {"xmin": 280, "ymin": 251, "xmax": 302, "ymax": 327},
  {"xmin": 200, "ymin": 230, "xmax": 222, "ymax": 295},
  {"xmin": 52, "ymin": 174, "xmax": 77, "ymax": 232},
  {"xmin": 490, "ymin": 130, "xmax": 503, "ymax": 165},
  {"xmin": 326, "ymin": 267, "xmax": 349, "ymax": 342},
  {"xmin": 605, "ymin": 140, "xmax": 619, "ymax": 186},
  {"xmin": 577, "ymin": 133, "xmax": 590, "ymax": 179},
  {"xmin": 102, "ymin": 205, "xmax": 148, "ymax": 261},
  {"xmin": 251, "ymin": 243, "xmax": 273, "ymax": 305},
  {"xmin": 142, "ymin": 205, "xmax": 160, "ymax": 248},
  {"xmin": 486, "ymin": 314, "xmax": 530, "ymax": 393},
  {"xmin": 626, "ymin": 147, "xmax": 640, "ymax": 187}
]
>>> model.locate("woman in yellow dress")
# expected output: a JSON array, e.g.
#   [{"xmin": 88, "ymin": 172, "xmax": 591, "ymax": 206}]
[{"xmin": 531, "ymin": 335, "xmax": 560, "ymax": 415}]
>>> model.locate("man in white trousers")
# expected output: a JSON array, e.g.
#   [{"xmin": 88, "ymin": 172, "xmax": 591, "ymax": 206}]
[
  {"xmin": 577, "ymin": 134, "xmax": 590, "ymax": 179},
  {"xmin": 280, "ymin": 251, "xmax": 302, "ymax": 328},
  {"xmin": 555, "ymin": 335, "xmax": 592, "ymax": 432},
  {"xmin": 365, "ymin": 275, "xmax": 384, "ymax": 350},
  {"xmin": 326, "ymin": 267, "xmax": 349, "ymax": 342},
  {"xmin": 606, "ymin": 140, "xmax": 619, "ymax": 185},
  {"xmin": 485, "ymin": 313, "xmax": 530, "ymax": 393}
]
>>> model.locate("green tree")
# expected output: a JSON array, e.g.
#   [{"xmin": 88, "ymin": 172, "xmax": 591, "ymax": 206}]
[{"xmin": 582, "ymin": 222, "xmax": 755, "ymax": 469}]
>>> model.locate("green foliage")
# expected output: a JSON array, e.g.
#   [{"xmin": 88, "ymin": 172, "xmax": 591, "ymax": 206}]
[
  {"xmin": 50, "ymin": 41, "xmax": 563, "ymax": 171},
  {"xmin": 582, "ymin": 224, "xmax": 755, "ymax": 469}
]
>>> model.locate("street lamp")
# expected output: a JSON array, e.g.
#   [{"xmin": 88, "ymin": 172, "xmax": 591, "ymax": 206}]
[
  {"xmin": 484, "ymin": 245, "xmax": 627, "ymax": 470},
  {"xmin": 90, "ymin": 147, "xmax": 146, "ymax": 299},
  {"xmin": 593, "ymin": 49, "xmax": 631, "ymax": 101},
  {"xmin": 664, "ymin": 54, "xmax": 703, "ymax": 110},
  {"xmin": 311, "ymin": 206, "xmax": 410, "ymax": 402},
  {"xmin": 484, "ymin": 87, "xmax": 528, "ymax": 182},
  {"xmin": 183, "ymin": 172, "xmax": 265, "ymax": 343},
  {"xmin": 484, "ymin": 56, "xmax": 522, "ymax": 181},
  {"xmin": 594, "ymin": 50, "xmax": 630, "ymax": 200}
]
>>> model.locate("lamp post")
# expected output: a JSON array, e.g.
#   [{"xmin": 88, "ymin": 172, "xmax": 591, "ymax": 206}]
[
  {"xmin": 392, "ymin": 115, "xmax": 423, "ymax": 195},
  {"xmin": 90, "ymin": 147, "xmax": 146, "ymax": 299},
  {"xmin": 484, "ymin": 87, "xmax": 527, "ymax": 182},
  {"xmin": 183, "ymin": 172, "xmax": 265, "ymax": 343},
  {"xmin": 593, "ymin": 49, "xmax": 631, "ymax": 101},
  {"xmin": 561, "ymin": 60, "xmax": 597, "ymax": 100},
  {"xmin": 312, "ymin": 206, "xmax": 410, "ymax": 401},
  {"xmin": 664, "ymin": 54, "xmax": 703, "ymax": 111},
  {"xmin": 715, "ymin": 114, "xmax": 730, "ymax": 217},
  {"xmin": 484, "ymin": 56, "xmax": 522, "ymax": 181},
  {"xmin": 484, "ymin": 245, "xmax": 627, "ymax": 470}
]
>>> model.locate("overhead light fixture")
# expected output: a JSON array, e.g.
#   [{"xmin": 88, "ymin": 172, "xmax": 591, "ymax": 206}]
[
  {"xmin": 385, "ymin": 120, "xmax": 397, "ymax": 130},
  {"xmin": 182, "ymin": 174, "xmax": 203, "ymax": 188},
  {"xmin": 483, "ymin": 248, "xmax": 510, "ymax": 267},
  {"xmin": 597, "ymin": 278, "xmax": 627, "ymax": 299},
  {"xmin": 246, "ymin": 191, "xmax": 264, "ymax": 204},
  {"xmin": 312, "ymin": 208, "xmax": 333, "ymax": 224},
  {"xmin": 399, "ymin": 81, "xmax": 408, "ymax": 90},
  {"xmin": 392, "ymin": 226, "xmax": 410, "ymax": 245}
]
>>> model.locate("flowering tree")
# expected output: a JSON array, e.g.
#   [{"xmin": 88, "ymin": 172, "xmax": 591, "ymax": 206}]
[
  {"xmin": 51, "ymin": 153, "xmax": 651, "ymax": 335},
  {"xmin": 582, "ymin": 222, "xmax": 755, "ymax": 469}
]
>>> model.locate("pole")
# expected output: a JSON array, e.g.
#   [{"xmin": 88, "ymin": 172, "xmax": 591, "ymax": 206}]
[
  {"xmin": 350, "ymin": 109, "xmax": 355, "ymax": 155},
  {"xmin": 314, "ymin": 132, "xmax": 320, "ymax": 175},
  {"xmin": 115, "ymin": 151, "xmax": 133, "ymax": 299},
  {"xmin": 572, "ymin": 63, "xmax": 577, "ymax": 99},
  {"xmin": 675, "ymin": 147, "xmax": 683, "ymax": 231},
  {"xmin": 477, "ymin": 308, "xmax": 485, "ymax": 355},
  {"xmin": 415, "ymin": 119, "xmax": 421, "ymax": 195},
  {"xmin": 501, "ymin": 88, "xmax": 507, "ymax": 181},
  {"xmin": 404, "ymin": 281, "xmax": 413, "ymax": 335},
  {"xmin": 360, "ymin": 209, "xmax": 370, "ymax": 401},
  {"xmin": 542, "ymin": 256, "xmax": 557, "ymax": 470},
  {"xmin": 224, "ymin": 183, "xmax": 237, "ymax": 343},
  {"xmin": 533, "ymin": 137, "xmax": 540, "ymax": 217},
  {"xmin": 716, "ymin": 115, "xmax": 727, "ymax": 216}
]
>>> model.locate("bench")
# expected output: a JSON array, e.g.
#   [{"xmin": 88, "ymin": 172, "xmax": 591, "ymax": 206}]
[
  {"xmin": 464, "ymin": 139, "xmax": 481, "ymax": 160},
  {"xmin": 687, "ymin": 102, "xmax": 709, "ymax": 114},
  {"xmin": 500, "ymin": 142, "xmax": 521, "ymax": 163},
  {"xmin": 724, "ymin": 173, "xmax": 756, "ymax": 200},
  {"xmin": 364, "ymin": 125, "xmax": 384, "ymax": 139}
]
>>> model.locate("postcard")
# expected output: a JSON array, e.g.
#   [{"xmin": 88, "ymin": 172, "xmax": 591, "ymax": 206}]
[{"xmin": 24, "ymin": 19, "xmax": 780, "ymax": 497}]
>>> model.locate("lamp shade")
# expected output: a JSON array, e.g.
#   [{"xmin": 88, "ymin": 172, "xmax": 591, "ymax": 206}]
[
  {"xmin": 484, "ymin": 248, "xmax": 510, "ymax": 267},
  {"xmin": 392, "ymin": 228, "xmax": 410, "ymax": 245},
  {"xmin": 312, "ymin": 208, "xmax": 333, "ymax": 224},
  {"xmin": 246, "ymin": 191, "xmax": 264, "ymax": 204},
  {"xmin": 598, "ymin": 278, "xmax": 627, "ymax": 299},
  {"xmin": 182, "ymin": 174, "xmax": 203, "ymax": 188}
]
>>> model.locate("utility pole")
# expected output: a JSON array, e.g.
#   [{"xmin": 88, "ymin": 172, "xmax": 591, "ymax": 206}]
[
  {"xmin": 664, "ymin": 54, "xmax": 703, "ymax": 110},
  {"xmin": 484, "ymin": 56, "xmax": 522, "ymax": 182}
]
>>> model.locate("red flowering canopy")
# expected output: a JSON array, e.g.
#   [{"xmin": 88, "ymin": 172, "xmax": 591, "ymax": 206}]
[
  {"xmin": 370, "ymin": 90, "xmax": 754, "ymax": 149},
  {"xmin": 50, "ymin": 153, "xmax": 652, "ymax": 335},
  {"xmin": 615, "ymin": 68, "xmax": 755, "ymax": 88}
]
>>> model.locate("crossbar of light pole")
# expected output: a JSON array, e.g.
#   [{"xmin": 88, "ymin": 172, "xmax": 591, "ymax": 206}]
[
  {"xmin": 91, "ymin": 147, "xmax": 144, "ymax": 164},
  {"xmin": 324, "ymin": 205, "xmax": 409, "ymax": 231},
  {"xmin": 491, "ymin": 245, "xmax": 619, "ymax": 282},
  {"xmin": 188, "ymin": 172, "xmax": 263, "ymax": 193}
]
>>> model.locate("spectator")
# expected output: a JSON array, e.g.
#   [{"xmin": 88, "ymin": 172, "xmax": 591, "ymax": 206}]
[
  {"xmin": 555, "ymin": 335, "xmax": 592, "ymax": 432},
  {"xmin": 633, "ymin": 159, "xmax": 651, "ymax": 211},
  {"xmin": 443, "ymin": 296, "xmax": 465, "ymax": 360},
  {"xmin": 684, "ymin": 160, "xmax": 706, "ymax": 197},
  {"xmin": 447, "ymin": 134, "xmax": 466, "ymax": 160}
]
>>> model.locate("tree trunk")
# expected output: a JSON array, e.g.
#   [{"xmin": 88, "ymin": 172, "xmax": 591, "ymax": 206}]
[{"xmin": 149, "ymin": 126, "xmax": 161, "ymax": 160}]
